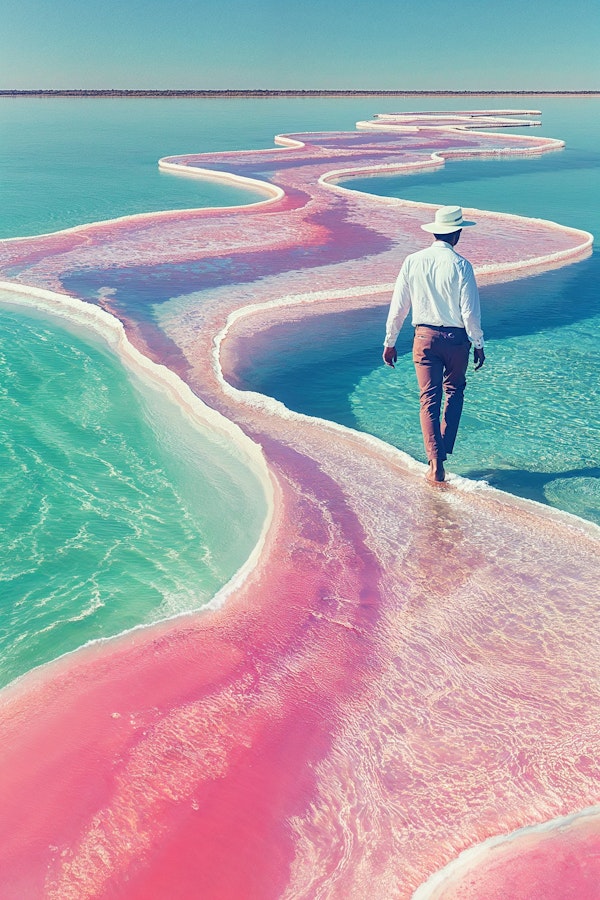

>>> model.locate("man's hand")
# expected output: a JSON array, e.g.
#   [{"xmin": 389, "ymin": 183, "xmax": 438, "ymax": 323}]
[
  {"xmin": 383, "ymin": 346, "xmax": 398, "ymax": 368},
  {"xmin": 473, "ymin": 347, "xmax": 485, "ymax": 371}
]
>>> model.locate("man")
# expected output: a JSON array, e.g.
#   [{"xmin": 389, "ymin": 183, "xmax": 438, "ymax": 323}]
[{"xmin": 383, "ymin": 205, "xmax": 485, "ymax": 483}]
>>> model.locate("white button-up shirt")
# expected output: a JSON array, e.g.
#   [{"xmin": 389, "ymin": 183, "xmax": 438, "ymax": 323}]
[{"xmin": 384, "ymin": 240, "xmax": 484, "ymax": 349}]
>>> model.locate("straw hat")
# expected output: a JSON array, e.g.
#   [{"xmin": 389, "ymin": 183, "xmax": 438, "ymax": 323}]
[{"xmin": 421, "ymin": 205, "xmax": 476, "ymax": 233}]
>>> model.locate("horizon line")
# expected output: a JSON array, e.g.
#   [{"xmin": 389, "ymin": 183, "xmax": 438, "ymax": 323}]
[{"xmin": 2, "ymin": 89, "xmax": 600, "ymax": 97}]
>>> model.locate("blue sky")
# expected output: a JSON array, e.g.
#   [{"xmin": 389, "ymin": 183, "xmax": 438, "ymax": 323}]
[{"xmin": 1, "ymin": 0, "xmax": 599, "ymax": 90}]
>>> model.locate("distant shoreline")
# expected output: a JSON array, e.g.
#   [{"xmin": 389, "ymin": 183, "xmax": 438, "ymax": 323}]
[{"xmin": 2, "ymin": 89, "xmax": 599, "ymax": 99}]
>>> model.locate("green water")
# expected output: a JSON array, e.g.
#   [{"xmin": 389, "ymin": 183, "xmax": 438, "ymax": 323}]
[
  {"xmin": 0, "ymin": 97, "xmax": 265, "ymax": 238},
  {"xmin": 0, "ymin": 95, "xmax": 392, "ymax": 238},
  {"xmin": 0, "ymin": 294, "xmax": 267, "ymax": 687}
]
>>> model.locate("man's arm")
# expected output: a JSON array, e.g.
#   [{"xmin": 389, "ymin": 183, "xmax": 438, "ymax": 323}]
[
  {"xmin": 459, "ymin": 261, "xmax": 485, "ymax": 368},
  {"xmin": 383, "ymin": 263, "xmax": 411, "ymax": 366}
]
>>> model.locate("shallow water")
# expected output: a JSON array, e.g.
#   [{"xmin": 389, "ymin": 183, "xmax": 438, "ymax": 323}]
[
  {"xmin": 0, "ymin": 95, "xmax": 415, "ymax": 238},
  {"xmin": 345, "ymin": 102, "xmax": 600, "ymax": 234},
  {"xmin": 0, "ymin": 291, "xmax": 267, "ymax": 686}
]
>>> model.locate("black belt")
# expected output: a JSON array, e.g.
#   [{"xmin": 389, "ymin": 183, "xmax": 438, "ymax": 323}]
[{"xmin": 415, "ymin": 324, "xmax": 467, "ymax": 333}]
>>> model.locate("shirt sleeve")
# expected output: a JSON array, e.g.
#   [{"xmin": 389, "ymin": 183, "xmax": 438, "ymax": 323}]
[
  {"xmin": 459, "ymin": 261, "xmax": 484, "ymax": 349},
  {"xmin": 384, "ymin": 262, "xmax": 412, "ymax": 347}
]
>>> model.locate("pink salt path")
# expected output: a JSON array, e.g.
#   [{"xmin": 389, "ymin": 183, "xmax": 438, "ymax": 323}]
[{"xmin": 0, "ymin": 112, "xmax": 598, "ymax": 898}]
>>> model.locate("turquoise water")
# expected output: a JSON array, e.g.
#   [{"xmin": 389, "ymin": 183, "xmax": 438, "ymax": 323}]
[
  {"xmin": 0, "ymin": 96, "xmax": 598, "ymax": 687},
  {"xmin": 344, "ymin": 99, "xmax": 600, "ymax": 233},
  {"xmin": 0, "ymin": 98, "xmax": 260, "ymax": 238},
  {"xmin": 247, "ymin": 258, "xmax": 600, "ymax": 523},
  {"xmin": 0, "ymin": 293, "xmax": 267, "ymax": 687},
  {"xmin": 0, "ymin": 96, "xmax": 406, "ymax": 238}
]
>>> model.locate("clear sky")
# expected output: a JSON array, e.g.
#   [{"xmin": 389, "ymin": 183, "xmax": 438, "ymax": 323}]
[{"xmin": 1, "ymin": 0, "xmax": 599, "ymax": 91}]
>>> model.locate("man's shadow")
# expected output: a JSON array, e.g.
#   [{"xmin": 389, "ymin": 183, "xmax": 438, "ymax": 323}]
[{"xmin": 460, "ymin": 464, "xmax": 600, "ymax": 512}]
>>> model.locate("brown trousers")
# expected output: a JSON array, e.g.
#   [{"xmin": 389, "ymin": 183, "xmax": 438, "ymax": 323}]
[{"xmin": 412, "ymin": 325, "xmax": 471, "ymax": 462}]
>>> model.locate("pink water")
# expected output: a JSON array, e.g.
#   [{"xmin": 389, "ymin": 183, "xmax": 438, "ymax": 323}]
[{"xmin": 0, "ymin": 111, "xmax": 598, "ymax": 898}]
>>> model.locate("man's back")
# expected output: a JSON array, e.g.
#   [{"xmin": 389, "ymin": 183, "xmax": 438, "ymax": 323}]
[
  {"xmin": 385, "ymin": 239, "xmax": 483, "ymax": 349},
  {"xmin": 401, "ymin": 242, "xmax": 474, "ymax": 328}
]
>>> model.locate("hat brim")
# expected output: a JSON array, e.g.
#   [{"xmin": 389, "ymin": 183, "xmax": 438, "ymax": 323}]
[{"xmin": 421, "ymin": 220, "xmax": 476, "ymax": 233}]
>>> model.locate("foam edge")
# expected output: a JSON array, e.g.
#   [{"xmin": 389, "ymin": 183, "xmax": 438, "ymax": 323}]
[{"xmin": 412, "ymin": 805, "xmax": 600, "ymax": 899}]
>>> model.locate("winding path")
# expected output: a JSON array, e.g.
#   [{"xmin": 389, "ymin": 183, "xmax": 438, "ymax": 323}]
[{"xmin": 0, "ymin": 111, "xmax": 598, "ymax": 899}]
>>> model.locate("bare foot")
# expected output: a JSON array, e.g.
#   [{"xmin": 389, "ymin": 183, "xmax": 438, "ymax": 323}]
[{"xmin": 426, "ymin": 460, "xmax": 446, "ymax": 483}]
